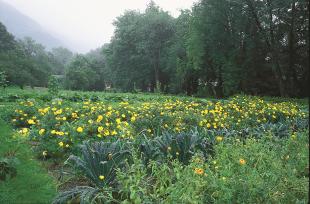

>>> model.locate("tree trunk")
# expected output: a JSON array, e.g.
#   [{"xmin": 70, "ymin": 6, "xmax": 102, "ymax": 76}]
[
  {"xmin": 153, "ymin": 48, "xmax": 160, "ymax": 91},
  {"xmin": 245, "ymin": 0, "xmax": 287, "ymax": 96},
  {"xmin": 287, "ymin": 0, "xmax": 301, "ymax": 96},
  {"xmin": 267, "ymin": 0, "xmax": 287, "ymax": 97}
]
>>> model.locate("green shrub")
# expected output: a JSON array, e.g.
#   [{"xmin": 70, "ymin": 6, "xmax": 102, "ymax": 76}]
[
  {"xmin": 201, "ymin": 130, "xmax": 309, "ymax": 203},
  {"xmin": 53, "ymin": 140, "xmax": 131, "ymax": 203},
  {"xmin": 117, "ymin": 130, "xmax": 309, "ymax": 203},
  {"xmin": 48, "ymin": 76, "xmax": 60, "ymax": 96},
  {"xmin": 140, "ymin": 130, "xmax": 213, "ymax": 165}
]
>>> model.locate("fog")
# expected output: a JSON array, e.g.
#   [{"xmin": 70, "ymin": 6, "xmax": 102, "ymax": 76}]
[{"xmin": 3, "ymin": 0, "xmax": 198, "ymax": 53}]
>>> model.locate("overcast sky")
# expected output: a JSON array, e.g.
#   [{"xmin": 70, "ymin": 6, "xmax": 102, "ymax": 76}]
[{"xmin": 3, "ymin": 0, "xmax": 198, "ymax": 53}]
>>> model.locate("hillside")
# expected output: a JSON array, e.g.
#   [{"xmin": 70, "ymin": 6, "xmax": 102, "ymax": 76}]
[{"xmin": 0, "ymin": 1, "xmax": 65, "ymax": 50}]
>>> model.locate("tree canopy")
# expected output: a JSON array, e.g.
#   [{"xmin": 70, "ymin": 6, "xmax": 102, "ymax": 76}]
[{"xmin": 0, "ymin": 0, "xmax": 308, "ymax": 97}]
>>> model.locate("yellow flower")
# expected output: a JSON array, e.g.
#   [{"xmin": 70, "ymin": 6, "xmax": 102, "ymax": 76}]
[
  {"xmin": 104, "ymin": 130, "xmax": 110, "ymax": 136},
  {"xmin": 116, "ymin": 118, "xmax": 121, "ymax": 124},
  {"xmin": 98, "ymin": 126, "xmax": 104, "ymax": 133},
  {"xmin": 19, "ymin": 128, "xmax": 29, "ymax": 135},
  {"xmin": 99, "ymin": 175, "xmax": 105, "ymax": 180},
  {"xmin": 130, "ymin": 116, "xmax": 136, "ymax": 122},
  {"xmin": 55, "ymin": 109, "xmax": 63, "ymax": 115},
  {"xmin": 216, "ymin": 136, "xmax": 223, "ymax": 142},
  {"xmin": 239, "ymin": 158, "xmax": 246, "ymax": 165},
  {"xmin": 291, "ymin": 133, "xmax": 297, "ymax": 140},
  {"xmin": 72, "ymin": 112, "xmax": 78, "ymax": 118},
  {"xmin": 27, "ymin": 119, "xmax": 36, "ymax": 125},
  {"xmin": 96, "ymin": 115, "xmax": 103, "ymax": 122},
  {"xmin": 39, "ymin": 129, "xmax": 45, "ymax": 135},
  {"xmin": 77, "ymin": 127, "xmax": 83, "ymax": 133},
  {"xmin": 51, "ymin": 130, "xmax": 56, "ymax": 134},
  {"xmin": 194, "ymin": 168, "xmax": 204, "ymax": 175},
  {"xmin": 58, "ymin": 141, "xmax": 64, "ymax": 147},
  {"xmin": 57, "ymin": 131, "xmax": 65, "ymax": 136}
]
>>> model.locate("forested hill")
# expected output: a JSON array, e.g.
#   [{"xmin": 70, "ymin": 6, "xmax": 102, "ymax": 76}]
[
  {"xmin": 0, "ymin": 0, "xmax": 309, "ymax": 98},
  {"xmin": 0, "ymin": 1, "xmax": 65, "ymax": 49}
]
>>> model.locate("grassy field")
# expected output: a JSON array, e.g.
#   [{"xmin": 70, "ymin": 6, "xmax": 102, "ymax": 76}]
[
  {"xmin": 0, "ymin": 119, "xmax": 56, "ymax": 204},
  {"xmin": 0, "ymin": 87, "xmax": 308, "ymax": 203}
]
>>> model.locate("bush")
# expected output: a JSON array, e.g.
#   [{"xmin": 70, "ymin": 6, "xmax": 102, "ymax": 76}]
[
  {"xmin": 53, "ymin": 140, "xmax": 131, "ymax": 204},
  {"xmin": 117, "ymin": 130, "xmax": 309, "ymax": 203},
  {"xmin": 48, "ymin": 76, "xmax": 60, "ymax": 96},
  {"xmin": 140, "ymin": 130, "xmax": 213, "ymax": 165}
]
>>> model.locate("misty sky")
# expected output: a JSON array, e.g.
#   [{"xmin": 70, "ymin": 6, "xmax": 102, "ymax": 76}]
[{"xmin": 3, "ymin": 0, "xmax": 198, "ymax": 53}]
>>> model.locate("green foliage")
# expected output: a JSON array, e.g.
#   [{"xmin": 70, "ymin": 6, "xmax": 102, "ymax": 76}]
[
  {"xmin": 1, "ymin": 87, "xmax": 308, "ymax": 203},
  {"xmin": 0, "ymin": 71, "xmax": 8, "ymax": 88},
  {"xmin": 54, "ymin": 140, "xmax": 131, "ymax": 203},
  {"xmin": 104, "ymin": 2, "xmax": 176, "ymax": 92},
  {"xmin": 48, "ymin": 75, "xmax": 60, "ymax": 96},
  {"xmin": 201, "ymin": 130, "xmax": 309, "ymax": 203},
  {"xmin": 140, "ymin": 131, "xmax": 212, "ymax": 165},
  {"xmin": 0, "ymin": 157, "xmax": 18, "ymax": 181},
  {"xmin": 0, "ymin": 119, "xmax": 56, "ymax": 203},
  {"xmin": 117, "ymin": 129, "xmax": 309, "ymax": 203},
  {"xmin": 1, "ymin": 0, "xmax": 309, "ymax": 97},
  {"xmin": 65, "ymin": 51, "xmax": 106, "ymax": 91}
]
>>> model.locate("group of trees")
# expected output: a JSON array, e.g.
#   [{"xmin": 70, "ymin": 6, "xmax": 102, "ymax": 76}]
[
  {"xmin": 0, "ymin": 21, "xmax": 107, "ymax": 91},
  {"xmin": 105, "ymin": 0, "xmax": 309, "ymax": 97},
  {"xmin": 0, "ymin": 21, "xmax": 74, "ymax": 88},
  {"xmin": 1, "ymin": 0, "xmax": 309, "ymax": 97}
]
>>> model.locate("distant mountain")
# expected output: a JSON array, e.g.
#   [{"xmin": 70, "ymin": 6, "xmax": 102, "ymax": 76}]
[{"xmin": 0, "ymin": 1, "xmax": 66, "ymax": 50}]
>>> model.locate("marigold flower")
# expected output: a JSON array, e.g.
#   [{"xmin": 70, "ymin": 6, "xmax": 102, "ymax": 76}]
[
  {"xmin": 58, "ymin": 141, "xmax": 64, "ymax": 147},
  {"xmin": 77, "ymin": 127, "xmax": 83, "ymax": 133},
  {"xmin": 19, "ymin": 128, "xmax": 29, "ymax": 135},
  {"xmin": 96, "ymin": 115, "xmax": 103, "ymax": 122},
  {"xmin": 39, "ymin": 129, "xmax": 45, "ymax": 135},
  {"xmin": 98, "ymin": 126, "xmax": 104, "ymax": 133},
  {"xmin": 194, "ymin": 168, "xmax": 204, "ymax": 175},
  {"xmin": 239, "ymin": 158, "xmax": 246, "ymax": 165},
  {"xmin": 27, "ymin": 119, "xmax": 36, "ymax": 125},
  {"xmin": 216, "ymin": 136, "xmax": 223, "ymax": 142},
  {"xmin": 99, "ymin": 175, "xmax": 105, "ymax": 180},
  {"xmin": 116, "ymin": 118, "xmax": 121, "ymax": 124}
]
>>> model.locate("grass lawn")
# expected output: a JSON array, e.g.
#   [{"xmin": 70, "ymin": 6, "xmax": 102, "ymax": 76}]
[{"xmin": 0, "ymin": 119, "xmax": 56, "ymax": 204}]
